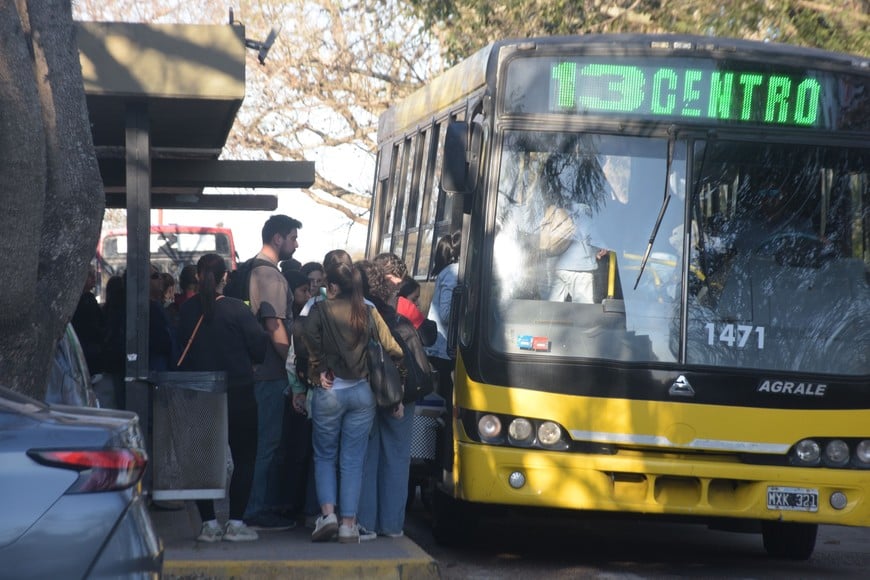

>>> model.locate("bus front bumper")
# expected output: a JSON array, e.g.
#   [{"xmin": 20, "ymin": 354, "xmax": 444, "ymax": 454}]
[{"xmin": 455, "ymin": 442, "xmax": 870, "ymax": 526}]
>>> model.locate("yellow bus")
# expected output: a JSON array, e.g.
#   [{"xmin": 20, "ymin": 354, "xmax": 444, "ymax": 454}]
[{"xmin": 366, "ymin": 35, "xmax": 870, "ymax": 559}]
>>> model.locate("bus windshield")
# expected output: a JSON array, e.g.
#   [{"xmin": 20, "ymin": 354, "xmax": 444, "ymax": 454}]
[
  {"xmin": 687, "ymin": 140, "xmax": 869, "ymax": 375},
  {"xmin": 488, "ymin": 132, "xmax": 870, "ymax": 375},
  {"xmin": 490, "ymin": 132, "xmax": 685, "ymax": 363}
]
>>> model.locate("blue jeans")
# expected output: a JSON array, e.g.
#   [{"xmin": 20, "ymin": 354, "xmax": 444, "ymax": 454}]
[
  {"xmin": 358, "ymin": 402, "xmax": 415, "ymax": 535},
  {"xmin": 245, "ymin": 378, "xmax": 288, "ymax": 519},
  {"xmin": 311, "ymin": 382, "xmax": 376, "ymax": 519}
]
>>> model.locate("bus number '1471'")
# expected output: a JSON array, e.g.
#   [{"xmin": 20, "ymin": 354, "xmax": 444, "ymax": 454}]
[{"xmin": 705, "ymin": 323, "xmax": 765, "ymax": 349}]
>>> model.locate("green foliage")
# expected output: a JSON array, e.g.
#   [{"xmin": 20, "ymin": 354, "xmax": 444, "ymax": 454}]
[{"xmin": 405, "ymin": 0, "xmax": 870, "ymax": 63}]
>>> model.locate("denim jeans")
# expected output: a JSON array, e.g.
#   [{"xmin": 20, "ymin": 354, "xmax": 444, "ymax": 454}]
[
  {"xmin": 244, "ymin": 378, "xmax": 288, "ymax": 519},
  {"xmin": 311, "ymin": 382, "xmax": 376, "ymax": 519},
  {"xmin": 358, "ymin": 402, "xmax": 415, "ymax": 535}
]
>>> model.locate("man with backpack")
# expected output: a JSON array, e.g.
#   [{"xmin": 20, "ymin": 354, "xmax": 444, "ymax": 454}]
[{"xmin": 227, "ymin": 214, "xmax": 302, "ymax": 531}]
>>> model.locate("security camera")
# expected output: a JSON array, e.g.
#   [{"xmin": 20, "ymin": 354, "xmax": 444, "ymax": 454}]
[
  {"xmin": 245, "ymin": 26, "xmax": 281, "ymax": 65},
  {"xmin": 258, "ymin": 27, "xmax": 279, "ymax": 64}
]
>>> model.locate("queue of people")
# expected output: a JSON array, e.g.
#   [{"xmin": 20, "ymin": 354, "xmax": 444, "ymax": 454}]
[{"xmin": 75, "ymin": 214, "xmax": 455, "ymax": 545}]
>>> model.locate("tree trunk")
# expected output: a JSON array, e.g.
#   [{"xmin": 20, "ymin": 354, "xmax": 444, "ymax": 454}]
[{"xmin": 0, "ymin": 1, "xmax": 104, "ymax": 400}]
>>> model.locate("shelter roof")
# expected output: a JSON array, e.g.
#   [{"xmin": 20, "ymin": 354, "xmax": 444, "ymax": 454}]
[{"xmin": 76, "ymin": 21, "xmax": 312, "ymax": 210}]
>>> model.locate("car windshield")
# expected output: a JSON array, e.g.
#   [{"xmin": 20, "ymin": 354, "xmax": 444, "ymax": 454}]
[{"xmin": 487, "ymin": 132, "xmax": 870, "ymax": 375}]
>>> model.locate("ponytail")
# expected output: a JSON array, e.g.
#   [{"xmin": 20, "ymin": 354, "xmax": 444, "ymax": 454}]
[
  {"xmin": 323, "ymin": 249, "xmax": 367, "ymax": 345},
  {"xmin": 196, "ymin": 253, "xmax": 227, "ymax": 321}
]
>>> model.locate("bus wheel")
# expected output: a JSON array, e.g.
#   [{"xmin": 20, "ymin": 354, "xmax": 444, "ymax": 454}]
[
  {"xmin": 761, "ymin": 521, "xmax": 817, "ymax": 560},
  {"xmin": 431, "ymin": 488, "xmax": 477, "ymax": 546}
]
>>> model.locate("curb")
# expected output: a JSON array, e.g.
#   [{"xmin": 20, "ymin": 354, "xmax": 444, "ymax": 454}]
[{"xmin": 164, "ymin": 557, "xmax": 441, "ymax": 579}]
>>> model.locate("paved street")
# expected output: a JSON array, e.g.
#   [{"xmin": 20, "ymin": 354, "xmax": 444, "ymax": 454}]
[
  {"xmin": 153, "ymin": 491, "xmax": 870, "ymax": 578},
  {"xmin": 403, "ymin": 495, "xmax": 870, "ymax": 579}
]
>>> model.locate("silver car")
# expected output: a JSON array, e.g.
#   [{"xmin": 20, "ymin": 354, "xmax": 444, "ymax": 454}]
[{"xmin": 0, "ymin": 386, "xmax": 163, "ymax": 578}]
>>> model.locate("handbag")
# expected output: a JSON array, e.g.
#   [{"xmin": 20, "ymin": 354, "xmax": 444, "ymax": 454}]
[{"xmin": 366, "ymin": 311, "xmax": 404, "ymax": 408}]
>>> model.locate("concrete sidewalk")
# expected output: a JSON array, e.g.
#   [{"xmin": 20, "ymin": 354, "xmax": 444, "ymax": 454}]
[{"xmin": 151, "ymin": 502, "xmax": 440, "ymax": 579}]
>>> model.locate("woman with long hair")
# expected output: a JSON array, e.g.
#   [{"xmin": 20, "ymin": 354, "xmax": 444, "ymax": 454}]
[
  {"xmin": 178, "ymin": 253, "xmax": 268, "ymax": 543},
  {"xmin": 425, "ymin": 232, "xmax": 461, "ymax": 392},
  {"xmin": 425, "ymin": 233, "xmax": 461, "ymax": 471},
  {"xmin": 302, "ymin": 249, "xmax": 403, "ymax": 544},
  {"xmin": 356, "ymin": 257, "xmax": 432, "ymax": 539}
]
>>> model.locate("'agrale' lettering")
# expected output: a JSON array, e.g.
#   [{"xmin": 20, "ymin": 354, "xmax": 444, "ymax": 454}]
[{"xmin": 757, "ymin": 380, "xmax": 827, "ymax": 396}]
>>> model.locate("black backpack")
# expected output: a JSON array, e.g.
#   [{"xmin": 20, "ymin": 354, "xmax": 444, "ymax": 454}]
[{"xmin": 223, "ymin": 258, "xmax": 277, "ymax": 304}]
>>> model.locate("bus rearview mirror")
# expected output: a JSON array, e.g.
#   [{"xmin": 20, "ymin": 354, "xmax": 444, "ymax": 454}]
[{"xmin": 442, "ymin": 121, "xmax": 470, "ymax": 194}]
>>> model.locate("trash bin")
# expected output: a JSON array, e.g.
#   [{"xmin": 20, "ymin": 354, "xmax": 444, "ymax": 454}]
[{"xmin": 150, "ymin": 371, "xmax": 228, "ymax": 500}]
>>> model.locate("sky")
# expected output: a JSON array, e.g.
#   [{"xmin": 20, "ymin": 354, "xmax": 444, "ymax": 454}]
[
  {"xmin": 154, "ymin": 197, "xmax": 367, "ymax": 266},
  {"xmin": 149, "ymin": 141, "xmax": 372, "ymax": 265}
]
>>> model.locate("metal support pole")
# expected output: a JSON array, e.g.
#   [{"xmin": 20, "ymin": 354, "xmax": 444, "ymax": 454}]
[
  {"xmin": 124, "ymin": 103, "xmax": 154, "ymax": 493},
  {"xmin": 125, "ymin": 102, "xmax": 152, "ymax": 379}
]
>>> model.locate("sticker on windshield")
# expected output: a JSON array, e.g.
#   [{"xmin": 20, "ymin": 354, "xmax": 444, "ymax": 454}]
[
  {"xmin": 705, "ymin": 323, "xmax": 765, "ymax": 349},
  {"xmin": 518, "ymin": 335, "xmax": 550, "ymax": 352}
]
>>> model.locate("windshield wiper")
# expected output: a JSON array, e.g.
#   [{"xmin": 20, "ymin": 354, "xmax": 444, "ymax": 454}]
[{"xmin": 634, "ymin": 129, "xmax": 676, "ymax": 290}]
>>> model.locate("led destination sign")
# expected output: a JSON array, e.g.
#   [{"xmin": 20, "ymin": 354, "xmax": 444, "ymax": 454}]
[
  {"xmin": 551, "ymin": 62, "xmax": 821, "ymax": 126},
  {"xmin": 502, "ymin": 57, "xmax": 850, "ymax": 129}
]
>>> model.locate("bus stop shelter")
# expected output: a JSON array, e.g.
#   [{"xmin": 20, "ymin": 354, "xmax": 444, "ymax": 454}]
[{"xmin": 77, "ymin": 21, "xmax": 314, "ymax": 497}]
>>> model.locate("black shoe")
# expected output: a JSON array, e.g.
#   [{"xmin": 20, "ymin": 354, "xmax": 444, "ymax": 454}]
[{"xmin": 244, "ymin": 512, "xmax": 297, "ymax": 531}]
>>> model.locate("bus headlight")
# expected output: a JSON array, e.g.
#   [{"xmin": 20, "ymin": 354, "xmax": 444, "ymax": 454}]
[
  {"xmin": 855, "ymin": 440, "xmax": 870, "ymax": 465},
  {"xmin": 508, "ymin": 418, "xmax": 534, "ymax": 444},
  {"xmin": 537, "ymin": 421, "xmax": 562, "ymax": 446},
  {"xmin": 825, "ymin": 440, "xmax": 850, "ymax": 466},
  {"xmin": 478, "ymin": 414, "xmax": 502, "ymax": 441},
  {"xmin": 463, "ymin": 412, "xmax": 570, "ymax": 451},
  {"xmin": 794, "ymin": 439, "xmax": 820, "ymax": 464}
]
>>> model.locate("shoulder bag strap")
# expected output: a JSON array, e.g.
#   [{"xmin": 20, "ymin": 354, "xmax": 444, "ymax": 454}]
[
  {"xmin": 176, "ymin": 315, "xmax": 203, "ymax": 368},
  {"xmin": 367, "ymin": 307, "xmax": 376, "ymax": 342},
  {"xmin": 176, "ymin": 296, "xmax": 224, "ymax": 367}
]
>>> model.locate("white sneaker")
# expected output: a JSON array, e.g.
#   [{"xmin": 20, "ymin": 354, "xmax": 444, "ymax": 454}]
[
  {"xmin": 197, "ymin": 522, "xmax": 223, "ymax": 543},
  {"xmin": 223, "ymin": 521, "xmax": 258, "ymax": 542},
  {"xmin": 338, "ymin": 522, "xmax": 360, "ymax": 544},
  {"xmin": 311, "ymin": 513, "xmax": 338, "ymax": 542},
  {"xmin": 381, "ymin": 530, "xmax": 404, "ymax": 538}
]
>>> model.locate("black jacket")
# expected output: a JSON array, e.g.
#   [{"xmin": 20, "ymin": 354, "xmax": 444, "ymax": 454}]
[
  {"xmin": 178, "ymin": 295, "xmax": 268, "ymax": 388},
  {"xmin": 373, "ymin": 299, "xmax": 434, "ymax": 403}
]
